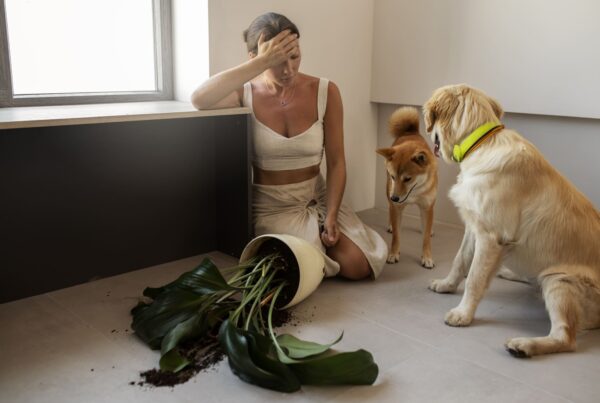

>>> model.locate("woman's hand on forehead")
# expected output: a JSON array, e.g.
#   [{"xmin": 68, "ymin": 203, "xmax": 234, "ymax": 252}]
[{"xmin": 257, "ymin": 30, "xmax": 299, "ymax": 67}]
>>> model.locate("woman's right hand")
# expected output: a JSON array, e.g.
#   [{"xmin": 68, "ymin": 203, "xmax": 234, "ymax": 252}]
[{"xmin": 256, "ymin": 30, "xmax": 298, "ymax": 67}]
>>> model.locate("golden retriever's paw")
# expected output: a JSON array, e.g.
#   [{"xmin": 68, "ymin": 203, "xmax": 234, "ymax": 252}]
[
  {"xmin": 504, "ymin": 338, "xmax": 534, "ymax": 358},
  {"xmin": 386, "ymin": 252, "xmax": 400, "ymax": 264},
  {"xmin": 428, "ymin": 279, "xmax": 456, "ymax": 293},
  {"xmin": 444, "ymin": 308, "xmax": 473, "ymax": 327},
  {"xmin": 421, "ymin": 255, "xmax": 435, "ymax": 269}
]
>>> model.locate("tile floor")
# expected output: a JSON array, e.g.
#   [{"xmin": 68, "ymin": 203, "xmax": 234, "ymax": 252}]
[{"xmin": 2, "ymin": 208, "xmax": 599, "ymax": 403}]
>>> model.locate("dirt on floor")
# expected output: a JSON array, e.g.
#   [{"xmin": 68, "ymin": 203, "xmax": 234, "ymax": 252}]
[{"xmin": 134, "ymin": 308, "xmax": 297, "ymax": 388}]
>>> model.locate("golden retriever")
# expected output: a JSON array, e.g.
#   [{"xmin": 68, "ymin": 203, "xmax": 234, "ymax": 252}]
[
  {"xmin": 423, "ymin": 84, "xmax": 600, "ymax": 357},
  {"xmin": 376, "ymin": 107, "xmax": 438, "ymax": 268}
]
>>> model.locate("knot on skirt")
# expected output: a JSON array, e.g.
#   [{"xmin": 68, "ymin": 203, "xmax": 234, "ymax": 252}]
[
  {"xmin": 306, "ymin": 199, "xmax": 317, "ymax": 208},
  {"xmin": 304, "ymin": 198, "xmax": 326, "ymax": 227}
]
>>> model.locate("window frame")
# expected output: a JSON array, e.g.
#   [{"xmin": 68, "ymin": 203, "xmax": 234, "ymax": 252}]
[{"xmin": 0, "ymin": 0, "xmax": 173, "ymax": 107}]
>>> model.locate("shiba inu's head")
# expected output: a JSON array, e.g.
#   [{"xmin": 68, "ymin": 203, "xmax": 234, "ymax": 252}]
[
  {"xmin": 376, "ymin": 144, "xmax": 434, "ymax": 204},
  {"xmin": 423, "ymin": 84, "xmax": 504, "ymax": 163}
]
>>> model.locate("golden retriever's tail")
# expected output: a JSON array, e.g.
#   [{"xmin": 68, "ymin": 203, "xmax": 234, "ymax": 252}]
[{"xmin": 389, "ymin": 106, "xmax": 420, "ymax": 138}]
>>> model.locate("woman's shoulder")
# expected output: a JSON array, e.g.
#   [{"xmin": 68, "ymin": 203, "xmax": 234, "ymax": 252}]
[
  {"xmin": 299, "ymin": 74, "xmax": 335, "ymax": 85},
  {"xmin": 298, "ymin": 75, "xmax": 339, "ymax": 96}
]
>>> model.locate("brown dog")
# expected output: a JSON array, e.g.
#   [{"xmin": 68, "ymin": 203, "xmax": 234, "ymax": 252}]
[{"xmin": 376, "ymin": 107, "xmax": 438, "ymax": 267}]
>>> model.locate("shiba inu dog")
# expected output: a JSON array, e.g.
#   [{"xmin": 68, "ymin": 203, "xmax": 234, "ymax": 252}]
[{"xmin": 376, "ymin": 107, "xmax": 438, "ymax": 268}]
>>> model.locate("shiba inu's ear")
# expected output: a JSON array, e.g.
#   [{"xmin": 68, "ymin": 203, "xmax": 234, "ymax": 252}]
[
  {"xmin": 376, "ymin": 148, "xmax": 395, "ymax": 160},
  {"xmin": 412, "ymin": 151, "xmax": 428, "ymax": 166}
]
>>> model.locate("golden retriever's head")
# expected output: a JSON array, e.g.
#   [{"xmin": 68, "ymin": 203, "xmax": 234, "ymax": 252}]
[
  {"xmin": 376, "ymin": 144, "xmax": 434, "ymax": 204},
  {"xmin": 423, "ymin": 84, "xmax": 504, "ymax": 163}
]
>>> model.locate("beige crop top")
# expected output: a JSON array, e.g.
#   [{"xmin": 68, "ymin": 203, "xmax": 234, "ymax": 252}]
[{"xmin": 242, "ymin": 78, "xmax": 329, "ymax": 171}]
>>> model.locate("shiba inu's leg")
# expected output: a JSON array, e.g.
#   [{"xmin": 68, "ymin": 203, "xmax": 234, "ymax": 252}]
[
  {"xmin": 429, "ymin": 227, "xmax": 475, "ymax": 293},
  {"xmin": 505, "ymin": 266, "xmax": 600, "ymax": 357},
  {"xmin": 387, "ymin": 202, "xmax": 405, "ymax": 263},
  {"xmin": 419, "ymin": 202, "xmax": 435, "ymax": 268},
  {"xmin": 443, "ymin": 231, "xmax": 504, "ymax": 326}
]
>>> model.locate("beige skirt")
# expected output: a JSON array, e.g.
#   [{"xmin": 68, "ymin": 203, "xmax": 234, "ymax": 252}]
[{"xmin": 253, "ymin": 175, "xmax": 387, "ymax": 278}]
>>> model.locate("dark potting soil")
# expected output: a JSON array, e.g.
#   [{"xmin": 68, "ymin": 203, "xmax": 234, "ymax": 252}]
[
  {"xmin": 138, "ymin": 338, "xmax": 224, "ymax": 387},
  {"xmin": 135, "ymin": 307, "xmax": 296, "ymax": 388}
]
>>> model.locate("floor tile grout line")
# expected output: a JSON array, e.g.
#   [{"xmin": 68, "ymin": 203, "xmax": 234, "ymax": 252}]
[{"xmin": 345, "ymin": 308, "xmax": 440, "ymax": 349}]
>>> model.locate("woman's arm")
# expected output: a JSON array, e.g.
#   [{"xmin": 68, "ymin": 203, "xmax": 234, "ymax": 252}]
[
  {"xmin": 190, "ymin": 31, "xmax": 298, "ymax": 110},
  {"xmin": 321, "ymin": 81, "xmax": 346, "ymax": 247},
  {"xmin": 190, "ymin": 58, "xmax": 266, "ymax": 109}
]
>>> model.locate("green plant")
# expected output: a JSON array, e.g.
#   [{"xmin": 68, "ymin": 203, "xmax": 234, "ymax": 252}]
[{"xmin": 131, "ymin": 238, "xmax": 378, "ymax": 392}]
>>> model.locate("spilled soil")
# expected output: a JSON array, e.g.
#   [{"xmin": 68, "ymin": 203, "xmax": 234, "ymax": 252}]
[{"xmin": 134, "ymin": 308, "xmax": 296, "ymax": 388}]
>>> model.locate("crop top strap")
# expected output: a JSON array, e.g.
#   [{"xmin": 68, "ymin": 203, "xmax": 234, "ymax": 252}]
[
  {"xmin": 317, "ymin": 78, "xmax": 329, "ymax": 121},
  {"xmin": 242, "ymin": 82, "xmax": 253, "ymax": 109}
]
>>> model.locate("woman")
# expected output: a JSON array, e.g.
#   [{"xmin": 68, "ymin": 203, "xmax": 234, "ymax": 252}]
[{"xmin": 191, "ymin": 12, "xmax": 387, "ymax": 279}]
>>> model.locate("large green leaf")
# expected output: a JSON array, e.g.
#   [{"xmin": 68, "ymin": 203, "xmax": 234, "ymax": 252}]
[
  {"xmin": 132, "ymin": 289, "xmax": 207, "ymax": 349},
  {"xmin": 143, "ymin": 258, "xmax": 234, "ymax": 298},
  {"xmin": 160, "ymin": 313, "xmax": 210, "ymax": 356},
  {"xmin": 276, "ymin": 333, "xmax": 343, "ymax": 359},
  {"xmin": 218, "ymin": 320, "xmax": 301, "ymax": 393},
  {"xmin": 289, "ymin": 349, "xmax": 379, "ymax": 386},
  {"xmin": 159, "ymin": 348, "xmax": 190, "ymax": 373},
  {"xmin": 130, "ymin": 300, "xmax": 150, "ymax": 316}
]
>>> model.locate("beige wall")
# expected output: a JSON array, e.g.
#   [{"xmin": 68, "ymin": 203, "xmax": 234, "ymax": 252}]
[
  {"xmin": 372, "ymin": 0, "xmax": 600, "ymax": 120},
  {"xmin": 208, "ymin": 0, "xmax": 378, "ymax": 211}
]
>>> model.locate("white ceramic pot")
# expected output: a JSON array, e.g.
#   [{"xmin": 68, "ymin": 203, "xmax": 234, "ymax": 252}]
[{"xmin": 239, "ymin": 234, "xmax": 325, "ymax": 309}]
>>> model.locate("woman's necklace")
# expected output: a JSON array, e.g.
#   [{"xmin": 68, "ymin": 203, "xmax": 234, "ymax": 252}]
[
  {"xmin": 264, "ymin": 77, "xmax": 296, "ymax": 107},
  {"xmin": 278, "ymin": 82, "xmax": 296, "ymax": 107}
]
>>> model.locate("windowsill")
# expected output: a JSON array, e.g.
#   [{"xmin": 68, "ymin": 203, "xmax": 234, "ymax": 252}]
[{"xmin": 0, "ymin": 101, "xmax": 250, "ymax": 130}]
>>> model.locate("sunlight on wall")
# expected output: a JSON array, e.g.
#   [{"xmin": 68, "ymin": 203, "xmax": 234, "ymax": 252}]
[{"xmin": 172, "ymin": 0, "xmax": 209, "ymax": 102}]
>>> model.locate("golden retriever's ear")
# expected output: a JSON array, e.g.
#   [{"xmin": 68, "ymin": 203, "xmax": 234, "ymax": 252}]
[
  {"xmin": 487, "ymin": 96, "xmax": 504, "ymax": 119},
  {"xmin": 412, "ymin": 151, "xmax": 428, "ymax": 166},
  {"xmin": 423, "ymin": 99, "xmax": 437, "ymax": 133},
  {"xmin": 376, "ymin": 148, "xmax": 395, "ymax": 160}
]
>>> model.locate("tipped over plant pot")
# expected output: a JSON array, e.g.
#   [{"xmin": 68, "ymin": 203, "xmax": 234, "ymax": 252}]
[{"xmin": 131, "ymin": 234, "xmax": 379, "ymax": 392}]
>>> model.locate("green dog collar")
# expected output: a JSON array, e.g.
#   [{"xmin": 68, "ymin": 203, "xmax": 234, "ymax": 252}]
[{"xmin": 452, "ymin": 122, "xmax": 503, "ymax": 162}]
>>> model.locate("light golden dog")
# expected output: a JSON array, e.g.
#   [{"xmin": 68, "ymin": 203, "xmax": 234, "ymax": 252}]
[
  {"xmin": 424, "ymin": 84, "xmax": 600, "ymax": 357},
  {"xmin": 376, "ymin": 107, "xmax": 438, "ymax": 268}
]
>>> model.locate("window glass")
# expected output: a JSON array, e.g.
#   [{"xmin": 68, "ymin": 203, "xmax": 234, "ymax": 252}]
[{"xmin": 5, "ymin": 0, "xmax": 156, "ymax": 95}]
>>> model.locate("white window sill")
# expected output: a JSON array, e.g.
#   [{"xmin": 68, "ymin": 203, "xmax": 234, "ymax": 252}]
[{"xmin": 0, "ymin": 101, "xmax": 250, "ymax": 130}]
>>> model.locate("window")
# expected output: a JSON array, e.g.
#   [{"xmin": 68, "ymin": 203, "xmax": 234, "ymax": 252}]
[{"xmin": 0, "ymin": 0, "xmax": 172, "ymax": 107}]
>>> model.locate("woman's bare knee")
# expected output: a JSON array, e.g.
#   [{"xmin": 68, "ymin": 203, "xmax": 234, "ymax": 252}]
[
  {"xmin": 327, "ymin": 235, "xmax": 371, "ymax": 280},
  {"xmin": 339, "ymin": 263, "xmax": 371, "ymax": 280}
]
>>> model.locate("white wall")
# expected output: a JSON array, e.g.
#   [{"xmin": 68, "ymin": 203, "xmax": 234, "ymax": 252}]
[
  {"xmin": 375, "ymin": 105, "xmax": 600, "ymax": 227},
  {"xmin": 207, "ymin": 0, "xmax": 378, "ymax": 211},
  {"xmin": 371, "ymin": 0, "xmax": 600, "ymax": 119}
]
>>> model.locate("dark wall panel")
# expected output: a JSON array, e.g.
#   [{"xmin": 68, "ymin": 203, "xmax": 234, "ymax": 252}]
[{"xmin": 0, "ymin": 114, "xmax": 250, "ymax": 302}]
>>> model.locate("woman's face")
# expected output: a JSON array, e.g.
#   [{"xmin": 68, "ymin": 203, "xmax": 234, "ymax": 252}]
[{"xmin": 259, "ymin": 44, "xmax": 302, "ymax": 88}]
